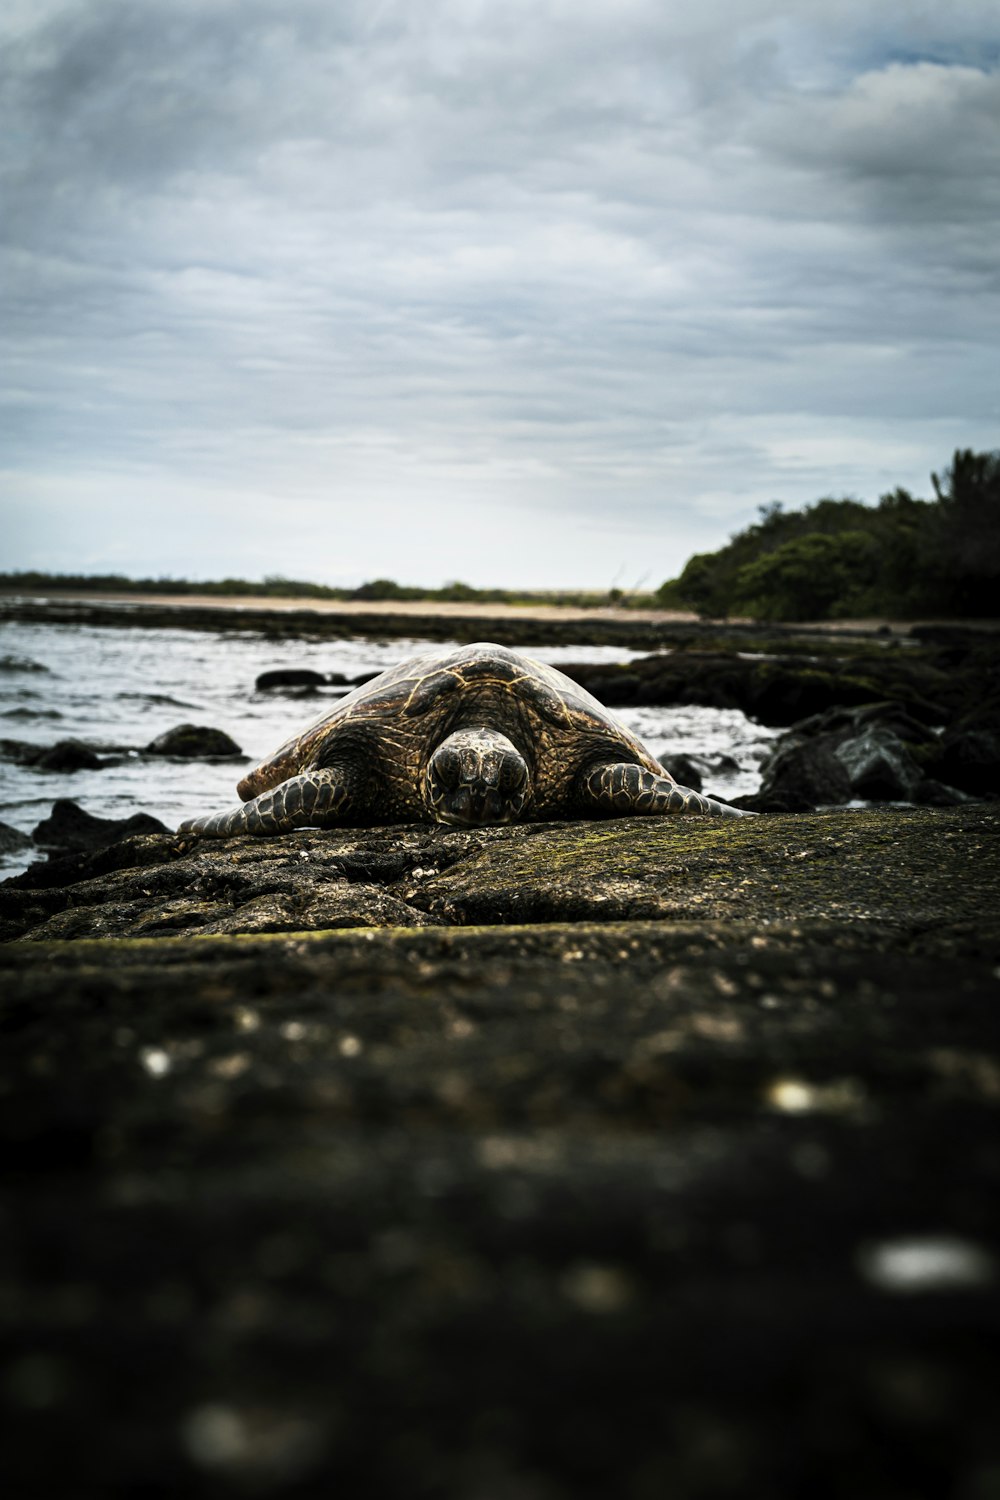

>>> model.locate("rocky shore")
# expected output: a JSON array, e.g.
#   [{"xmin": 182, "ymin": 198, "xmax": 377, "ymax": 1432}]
[
  {"xmin": 3, "ymin": 805, "xmax": 1000, "ymax": 1496},
  {"xmin": 4, "ymin": 619, "xmax": 998, "ymax": 856},
  {"xmin": 3, "ymin": 608, "xmax": 999, "ymax": 1495}
]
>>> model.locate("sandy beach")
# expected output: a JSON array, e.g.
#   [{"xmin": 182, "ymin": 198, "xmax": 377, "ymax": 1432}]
[{"xmin": 1, "ymin": 587, "xmax": 700, "ymax": 623}]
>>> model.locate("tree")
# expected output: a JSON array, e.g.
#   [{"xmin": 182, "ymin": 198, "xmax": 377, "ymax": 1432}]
[
  {"xmin": 732, "ymin": 531, "xmax": 879, "ymax": 622},
  {"xmin": 658, "ymin": 552, "xmax": 730, "ymax": 617},
  {"xmin": 353, "ymin": 578, "xmax": 407, "ymax": 600},
  {"xmin": 926, "ymin": 449, "xmax": 1000, "ymax": 613}
]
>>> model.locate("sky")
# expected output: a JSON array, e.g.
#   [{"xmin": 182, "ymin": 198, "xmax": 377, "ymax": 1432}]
[{"xmin": 2, "ymin": 0, "xmax": 999, "ymax": 590}]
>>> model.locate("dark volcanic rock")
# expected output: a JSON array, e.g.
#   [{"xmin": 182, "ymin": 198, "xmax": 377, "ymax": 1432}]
[
  {"xmin": 144, "ymin": 723, "xmax": 242, "ymax": 757},
  {"xmin": 0, "ymin": 737, "xmax": 47, "ymax": 765},
  {"xmin": 834, "ymin": 729, "xmax": 922, "ymax": 801},
  {"xmin": 31, "ymin": 798, "xmax": 171, "ymax": 855},
  {"xmin": 754, "ymin": 740, "xmax": 853, "ymax": 812},
  {"xmin": 4, "ymin": 805, "xmax": 999, "ymax": 943},
  {"xmin": 561, "ymin": 650, "xmax": 955, "ymax": 726},
  {"xmin": 926, "ymin": 725, "xmax": 1000, "ymax": 797},
  {"xmin": 790, "ymin": 701, "xmax": 939, "ymax": 747},
  {"xmin": 255, "ymin": 668, "xmax": 329, "ymax": 690},
  {"xmin": 35, "ymin": 738, "xmax": 104, "ymax": 772},
  {"xmin": 0, "ymin": 652, "xmax": 49, "ymax": 672},
  {"xmin": 1, "ymin": 804, "xmax": 999, "ymax": 1498},
  {"xmin": 1, "ymin": 737, "xmax": 105, "ymax": 771},
  {"xmin": 0, "ymin": 820, "xmax": 32, "ymax": 853},
  {"xmin": 659, "ymin": 752, "xmax": 704, "ymax": 791},
  {"xmin": 749, "ymin": 702, "xmax": 972, "ymax": 811},
  {"xmin": 915, "ymin": 777, "xmax": 976, "ymax": 806}
]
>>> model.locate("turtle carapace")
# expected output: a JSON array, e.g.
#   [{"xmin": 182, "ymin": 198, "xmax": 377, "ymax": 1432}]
[{"xmin": 178, "ymin": 642, "xmax": 751, "ymax": 837}]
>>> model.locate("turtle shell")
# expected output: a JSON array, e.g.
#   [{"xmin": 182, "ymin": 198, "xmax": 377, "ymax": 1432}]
[{"xmin": 237, "ymin": 641, "xmax": 664, "ymax": 807}]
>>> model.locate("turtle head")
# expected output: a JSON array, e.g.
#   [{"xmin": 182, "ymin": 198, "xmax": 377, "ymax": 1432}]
[{"xmin": 425, "ymin": 728, "xmax": 530, "ymax": 826}]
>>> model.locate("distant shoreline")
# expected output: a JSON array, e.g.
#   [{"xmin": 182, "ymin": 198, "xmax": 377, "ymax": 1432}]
[
  {"xmin": 0, "ymin": 590, "xmax": 727, "ymax": 649},
  {"xmin": 2, "ymin": 589, "xmax": 995, "ymax": 650},
  {"xmin": 0, "ymin": 586, "xmax": 932, "ymax": 629},
  {"xmin": 0, "ymin": 587, "xmax": 698, "ymax": 623}
]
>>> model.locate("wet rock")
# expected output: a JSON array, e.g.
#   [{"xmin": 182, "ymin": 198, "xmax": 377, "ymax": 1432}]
[
  {"xmin": 707, "ymin": 751, "xmax": 742, "ymax": 774},
  {"xmin": 31, "ymin": 799, "xmax": 171, "ymax": 855},
  {"xmin": 255, "ymin": 668, "xmax": 328, "ymax": 690},
  {"xmin": 914, "ymin": 778, "xmax": 976, "ymax": 807},
  {"xmin": 925, "ymin": 725, "xmax": 1000, "ymax": 798},
  {"xmin": 746, "ymin": 662, "xmax": 887, "ymax": 726},
  {"xmin": 35, "ymin": 738, "xmax": 104, "ymax": 772},
  {"xmin": 753, "ymin": 740, "xmax": 852, "ymax": 812},
  {"xmin": 561, "ymin": 652, "xmax": 954, "ymax": 726},
  {"xmin": 659, "ymin": 753, "xmax": 704, "ymax": 792},
  {"xmin": 144, "ymin": 723, "xmax": 242, "ymax": 757},
  {"xmin": 1, "ymin": 737, "xmax": 105, "ymax": 771},
  {"xmin": 0, "ymin": 820, "xmax": 32, "ymax": 853},
  {"xmin": 834, "ymin": 730, "xmax": 923, "ymax": 801},
  {"xmin": 753, "ymin": 703, "xmax": 969, "ymax": 811},
  {"xmin": 790, "ymin": 701, "xmax": 938, "ymax": 748},
  {"xmin": 0, "ymin": 737, "xmax": 46, "ymax": 765},
  {"xmin": 0, "ymin": 653, "xmax": 49, "ymax": 673}
]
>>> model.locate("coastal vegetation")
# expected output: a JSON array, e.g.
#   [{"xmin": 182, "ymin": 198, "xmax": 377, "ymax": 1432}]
[
  {"xmin": 0, "ymin": 572, "xmax": 640, "ymax": 611},
  {"xmin": 3, "ymin": 448, "xmax": 996, "ymax": 622},
  {"xmin": 657, "ymin": 448, "xmax": 1000, "ymax": 621}
]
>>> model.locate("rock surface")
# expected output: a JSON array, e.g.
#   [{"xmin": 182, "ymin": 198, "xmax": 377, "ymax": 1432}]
[
  {"xmin": 1, "ymin": 736, "xmax": 104, "ymax": 770},
  {"xmin": 741, "ymin": 702, "xmax": 984, "ymax": 812},
  {"xmin": 0, "ymin": 818, "xmax": 33, "ymax": 853},
  {"xmin": 928, "ymin": 722, "xmax": 1000, "ymax": 797},
  {"xmin": 255, "ymin": 667, "xmax": 330, "ymax": 690},
  {"xmin": 34, "ymin": 738, "xmax": 105, "ymax": 772},
  {"xmin": 30, "ymin": 798, "xmax": 171, "ymax": 855},
  {"xmin": 657, "ymin": 752, "xmax": 705, "ymax": 791},
  {"xmin": 144, "ymin": 723, "xmax": 243, "ymax": 757},
  {"xmin": 561, "ymin": 648, "xmax": 957, "ymax": 726},
  {"xmin": 3, "ymin": 806, "xmax": 997, "ymax": 943},
  {"xmin": 2, "ymin": 805, "xmax": 999, "ymax": 1496}
]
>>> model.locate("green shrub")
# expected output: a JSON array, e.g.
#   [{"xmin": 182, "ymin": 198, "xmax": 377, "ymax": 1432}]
[
  {"xmin": 732, "ymin": 531, "xmax": 879, "ymax": 621},
  {"xmin": 656, "ymin": 449, "xmax": 999, "ymax": 621}
]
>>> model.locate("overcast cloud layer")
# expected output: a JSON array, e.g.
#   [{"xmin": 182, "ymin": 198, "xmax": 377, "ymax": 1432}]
[{"xmin": 2, "ymin": 0, "xmax": 999, "ymax": 588}]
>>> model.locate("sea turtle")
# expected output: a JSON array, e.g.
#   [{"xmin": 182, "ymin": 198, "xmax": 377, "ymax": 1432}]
[{"xmin": 178, "ymin": 642, "xmax": 751, "ymax": 837}]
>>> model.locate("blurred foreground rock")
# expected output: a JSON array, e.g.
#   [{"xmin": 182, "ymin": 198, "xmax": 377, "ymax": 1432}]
[{"xmin": 2, "ymin": 806, "xmax": 1000, "ymax": 1496}]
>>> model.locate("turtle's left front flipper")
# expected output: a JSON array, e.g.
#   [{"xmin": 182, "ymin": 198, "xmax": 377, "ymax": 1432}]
[
  {"xmin": 178, "ymin": 766, "xmax": 354, "ymax": 839},
  {"xmin": 577, "ymin": 762, "xmax": 754, "ymax": 819}
]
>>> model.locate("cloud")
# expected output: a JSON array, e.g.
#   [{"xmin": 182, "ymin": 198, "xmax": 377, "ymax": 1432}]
[{"xmin": 1, "ymin": 1, "xmax": 998, "ymax": 586}]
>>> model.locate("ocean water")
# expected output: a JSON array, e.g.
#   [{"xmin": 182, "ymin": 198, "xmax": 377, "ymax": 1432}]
[{"xmin": 0, "ymin": 621, "xmax": 779, "ymax": 879}]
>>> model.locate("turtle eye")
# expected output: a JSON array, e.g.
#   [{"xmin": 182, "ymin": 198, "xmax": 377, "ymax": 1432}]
[
  {"xmin": 498, "ymin": 757, "xmax": 527, "ymax": 792},
  {"xmin": 429, "ymin": 743, "xmax": 462, "ymax": 788}
]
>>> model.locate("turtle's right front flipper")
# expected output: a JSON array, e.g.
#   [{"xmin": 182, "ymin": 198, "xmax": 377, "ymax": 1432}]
[{"xmin": 178, "ymin": 766, "xmax": 354, "ymax": 839}]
